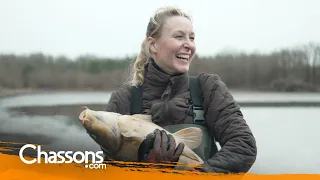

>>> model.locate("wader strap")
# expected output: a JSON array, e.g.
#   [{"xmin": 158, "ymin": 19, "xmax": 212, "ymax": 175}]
[
  {"xmin": 189, "ymin": 76, "xmax": 218, "ymax": 157},
  {"xmin": 130, "ymin": 85, "xmax": 143, "ymax": 115},
  {"xmin": 189, "ymin": 76, "xmax": 206, "ymax": 125}
]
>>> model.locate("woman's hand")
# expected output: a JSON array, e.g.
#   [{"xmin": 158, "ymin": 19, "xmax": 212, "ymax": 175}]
[{"xmin": 138, "ymin": 129, "xmax": 185, "ymax": 164}]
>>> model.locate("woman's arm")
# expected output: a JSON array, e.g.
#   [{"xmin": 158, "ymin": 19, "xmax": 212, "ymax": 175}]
[
  {"xmin": 105, "ymin": 86, "xmax": 132, "ymax": 114},
  {"xmin": 196, "ymin": 73, "xmax": 257, "ymax": 173}
]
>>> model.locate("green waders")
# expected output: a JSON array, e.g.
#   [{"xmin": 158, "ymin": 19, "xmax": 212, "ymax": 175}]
[{"xmin": 130, "ymin": 76, "xmax": 218, "ymax": 163}]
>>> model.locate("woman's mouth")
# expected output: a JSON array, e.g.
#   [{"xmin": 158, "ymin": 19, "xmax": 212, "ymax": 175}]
[{"xmin": 175, "ymin": 54, "xmax": 190, "ymax": 61}]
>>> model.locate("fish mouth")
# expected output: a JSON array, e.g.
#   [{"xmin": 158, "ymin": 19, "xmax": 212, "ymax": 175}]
[{"xmin": 79, "ymin": 107, "xmax": 96, "ymax": 129}]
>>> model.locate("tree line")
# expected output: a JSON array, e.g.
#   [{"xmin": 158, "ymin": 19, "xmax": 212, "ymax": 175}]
[{"xmin": 0, "ymin": 42, "xmax": 319, "ymax": 92}]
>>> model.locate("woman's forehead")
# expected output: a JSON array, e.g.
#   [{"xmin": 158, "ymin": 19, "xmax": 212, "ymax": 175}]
[{"xmin": 162, "ymin": 16, "xmax": 194, "ymax": 34}]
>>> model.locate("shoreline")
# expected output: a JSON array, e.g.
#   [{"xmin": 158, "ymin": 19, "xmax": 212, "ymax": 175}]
[
  {"xmin": 0, "ymin": 88, "xmax": 40, "ymax": 98},
  {"xmin": 9, "ymin": 104, "xmax": 107, "ymax": 117},
  {"xmin": 0, "ymin": 88, "xmax": 115, "ymax": 98},
  {"xmin": 1, "ymin": 87, "xmax": 320, "ymax": 98}
]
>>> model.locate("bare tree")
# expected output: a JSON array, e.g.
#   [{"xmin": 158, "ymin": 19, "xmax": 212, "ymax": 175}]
[{"xmin": 302, "ymin": 42, "xmax": 320, "ymax": 85}]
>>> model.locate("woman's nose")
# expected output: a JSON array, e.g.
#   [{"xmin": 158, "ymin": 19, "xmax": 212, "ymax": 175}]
[{"xmin": 183, "ymin": 40, "xmax": 195, "ymax": 50}]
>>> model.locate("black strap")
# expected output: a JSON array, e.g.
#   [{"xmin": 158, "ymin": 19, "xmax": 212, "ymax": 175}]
[
  {"xmin": 189, "ymin": 76, "xmax": 205, "ymax": 125},
  {"xmin": 189, "ymin": 76, "xmax": 203, "ymax": 107},
  {"xmin": 130, "ymin": 85, "xmax": 143, "ymax": 115}
]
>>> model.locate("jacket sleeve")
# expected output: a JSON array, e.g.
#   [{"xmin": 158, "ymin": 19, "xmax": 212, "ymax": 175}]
[
  {"xmin": 105, "ymin": 85, "xmax": 132, "ymax": 115},
  {"xmin": 196, "ymin": 73, "xmax": 257, "ymax": 174},
  {"xmin": 102, "ymin": 86, "xmax": 132, "ymax": 159}
]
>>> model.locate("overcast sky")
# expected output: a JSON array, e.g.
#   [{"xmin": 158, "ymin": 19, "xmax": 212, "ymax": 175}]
[{"xmin": 1, "ymin": 0, "xmax": 320, "ymax": 58}]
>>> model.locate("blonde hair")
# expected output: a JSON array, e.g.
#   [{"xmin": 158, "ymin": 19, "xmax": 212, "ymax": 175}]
[{"xmin": 126, "ymin": 6, "xmax": 192, "ymax": 87}]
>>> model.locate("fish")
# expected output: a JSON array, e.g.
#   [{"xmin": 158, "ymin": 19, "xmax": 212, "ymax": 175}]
[{"xmin": 78, "ymin": 106, "xmax": 204, "ymax": 167}]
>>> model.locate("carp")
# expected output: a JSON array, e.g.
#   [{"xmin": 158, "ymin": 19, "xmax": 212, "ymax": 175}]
[{"xmin": 78, "ymin": 107, "xmax": 204, "ymax": 166}]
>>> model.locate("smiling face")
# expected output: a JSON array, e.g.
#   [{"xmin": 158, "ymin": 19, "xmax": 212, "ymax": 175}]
[{"xmin": 148, "ymin": 16, "xmax": 196, "ymax": 75}]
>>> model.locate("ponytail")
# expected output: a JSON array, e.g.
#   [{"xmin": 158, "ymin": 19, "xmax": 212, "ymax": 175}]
[{"xmin": 128, "ymin": 38, "xmax": 150, "ymax": 86}]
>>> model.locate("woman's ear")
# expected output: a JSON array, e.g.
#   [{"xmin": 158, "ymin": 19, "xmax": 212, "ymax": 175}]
[{"xmin": 147, "ymin": 37, "xmax": 157, "ymax": 54}]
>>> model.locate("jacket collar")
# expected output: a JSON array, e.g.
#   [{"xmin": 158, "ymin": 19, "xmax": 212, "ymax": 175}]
[{"xmin": 143, "ymin": 57, "xmax": 189, "ymax": 95}]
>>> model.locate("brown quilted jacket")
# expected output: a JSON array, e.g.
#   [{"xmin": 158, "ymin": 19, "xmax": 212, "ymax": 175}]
[{"xmin": 105, "ymin": 58, "xmax": 257, "ymax": 173}]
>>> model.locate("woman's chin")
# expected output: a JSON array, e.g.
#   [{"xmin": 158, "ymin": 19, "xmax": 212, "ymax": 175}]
[{"xmin": 173, "ymin": 66, "xmax": 189, "ymax": 74}]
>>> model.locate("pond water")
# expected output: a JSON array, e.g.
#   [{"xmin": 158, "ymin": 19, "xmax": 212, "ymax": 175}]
[{"xmin": 0, "ymin": 91, "xmax": 319, "ymax": 174}]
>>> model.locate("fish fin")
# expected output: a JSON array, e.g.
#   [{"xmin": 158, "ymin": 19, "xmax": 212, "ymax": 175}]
[
  {"xmin": 121, "ymin": 129, "xmax": 145, "ymax": 139},
  {"xmin": 118, "ymin": 116, "xmax": 146, "ymax": 139},
  {"xmin": 182, "ymin": 149, "xmax": 202, "ymax": 162},
  {"xmin": 121, "ymin": 130, "xmax": 145, "ymax": 146},
  {"xmin": 131, "ymin": 114, "xmax": 152, "ymax": 122},
  {"xmin": 173, "ymin": 127, "xmax": 202, "ymax": 150}
]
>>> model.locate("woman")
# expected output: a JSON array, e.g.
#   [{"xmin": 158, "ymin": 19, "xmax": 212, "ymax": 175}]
[{"xmin": 105, "ymin": 6, "xmax": 257, "ymax": 173}]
